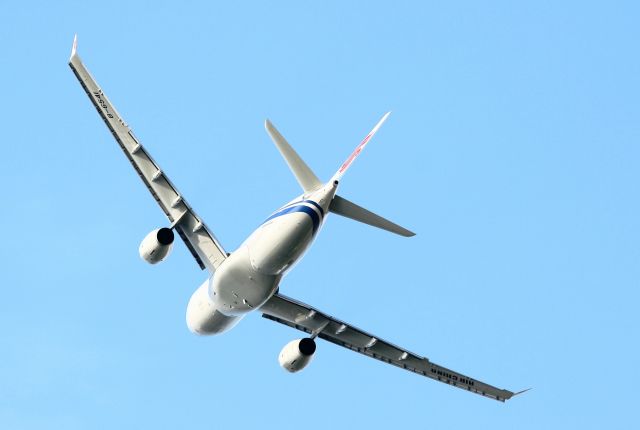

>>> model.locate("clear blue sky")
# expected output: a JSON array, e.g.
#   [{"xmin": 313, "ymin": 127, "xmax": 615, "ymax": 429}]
[{"xmin": 1, "ymin": 1, "xmax": 638, "ymax": 428}]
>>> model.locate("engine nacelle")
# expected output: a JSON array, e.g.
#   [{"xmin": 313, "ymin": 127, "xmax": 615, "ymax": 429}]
[
  {"xmin": 278, "ymin": 338, "xmax": 316, "ymax": 373},
  {"xmin": 139, "ymin": 228, "xmax": 175, "ymax": 264}
]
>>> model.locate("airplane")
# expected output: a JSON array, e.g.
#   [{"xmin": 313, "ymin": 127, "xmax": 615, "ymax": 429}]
[{"xmin": 68, "ymin": 36, "xmax": 524, "ymax": 402}]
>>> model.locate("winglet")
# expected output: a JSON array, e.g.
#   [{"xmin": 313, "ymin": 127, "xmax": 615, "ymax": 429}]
[
  {"xmin": 70, "ymin": 34, "xmax": 78, "ymax": 61},
  {"xmin": 512, "ymin": 388, "xmax": 533, "ymax": 397}
]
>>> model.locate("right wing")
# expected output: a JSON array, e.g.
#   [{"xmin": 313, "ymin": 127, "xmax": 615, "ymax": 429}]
[
  {"xmin": 68, "ymin": 36, "xmax": 227, "ymax": 271},
  {"xmin": 261, "ymin": 293, "xmax": 522, "ymax": 402}
]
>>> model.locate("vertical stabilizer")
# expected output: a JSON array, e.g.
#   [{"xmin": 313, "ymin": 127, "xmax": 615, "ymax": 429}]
[
  {"xmin": 265, "ymin": 120, "xmax": 322, "ymax": 193},
  {"xmin": 331, "ymin": 112, "xmax": 390, "ymax": 182},
  {"xmin": 327, "ymin": 112, "xmax": 415, "ymax": 237}
]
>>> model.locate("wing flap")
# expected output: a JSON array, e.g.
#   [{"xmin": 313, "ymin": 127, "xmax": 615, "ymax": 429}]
[
  {"xmin": 69, "ymin": 38, "xmax": 226, "ymax": 271},
  {"xmin": 261, "ymin": 293, "xmax": 517, "ymax": 402}
]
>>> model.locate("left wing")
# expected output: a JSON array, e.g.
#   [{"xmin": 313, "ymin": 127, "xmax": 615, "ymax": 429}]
[
  {"xmin": 68, "ymin": 36, "xmax": 227, "ymax": 271},
  {"xmin": 261, "ymin": 293, "xmax": 520, "ymax": 402}
]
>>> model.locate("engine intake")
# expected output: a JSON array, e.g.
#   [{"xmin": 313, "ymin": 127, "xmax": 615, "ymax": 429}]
[
  {"xmin": 278, "ymin": 338, "xmax": 316, "ymax": 373},
  {"xmin": 139, "ymin": 228, "xmax": 175, "ymax": 264}
]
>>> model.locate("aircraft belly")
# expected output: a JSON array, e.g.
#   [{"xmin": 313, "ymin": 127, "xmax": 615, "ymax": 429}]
[
  {"xmin": 185, "ymin": 212, "xmax": 317, "ymax": 330},
  {"xmin": 247, "ymin": 213, "xmax": 315, "ymax": 275},
  {"xmin": 210, "ymin": 245, "xmax": 280, "ymax": 315},
  {"xmin": 186, "ymin": 280, "xmax": 242, "ymax": 335}
]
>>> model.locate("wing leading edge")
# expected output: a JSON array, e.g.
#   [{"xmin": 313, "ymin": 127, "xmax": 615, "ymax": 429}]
[
  {"xmin": 68, "ymin": 36, "xmax": 227, "ymax": 271},
  {"xmin": 261, "ymin": 293, "xmax": 519, "ymax": 402}
]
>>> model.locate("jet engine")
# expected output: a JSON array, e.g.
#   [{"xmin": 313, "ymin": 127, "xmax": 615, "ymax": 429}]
[
  {"xmin": 278, "ymin": 338, "xmax": 316, "ymax": 372},
  {"xmin": 139, "ymin": 228, "xmax": 175, "ymax": 264}
]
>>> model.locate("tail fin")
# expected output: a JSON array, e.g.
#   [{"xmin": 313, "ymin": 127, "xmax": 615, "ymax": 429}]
[
  {"xmin": 332, "ymin": 112, "xmax": 390, "ymax": 182},
  {"xmin": 265, "ymin": 119, "xmax": 322, "ymax": 193},
  {"xmin": 330, "ymin": 195, "xmax": 415, "ymax": 237},
  {"xmin": 265, "ymin": 112, "xmax": 415, "ymax": 237}
]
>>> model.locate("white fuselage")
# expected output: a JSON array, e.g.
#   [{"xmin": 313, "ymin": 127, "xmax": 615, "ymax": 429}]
[{"xmin": 186, "ymin": 182, "xmax": 338, "ymax": 335}]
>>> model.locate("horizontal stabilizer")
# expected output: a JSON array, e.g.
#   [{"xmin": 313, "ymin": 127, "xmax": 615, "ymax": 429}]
[
  {"xmin": 330, "ymin": 195, "xmax": 415, "ymax": 237},
  {"xmin": 265, "ymin": 120, "xmax": 322, "ymax": 193}
]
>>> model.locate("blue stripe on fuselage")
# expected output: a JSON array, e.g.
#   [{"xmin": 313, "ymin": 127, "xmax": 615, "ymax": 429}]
[
  {"xmin": 303, "ymin": 199, "xmax": 324, "ymax": 216},
  {"xmin": 263, "ymin": 204, "xmax": 321, "ymax": 234},
  {"xmin": 279, "ymin": 199, "xmax": 324, "ymax": 217}
]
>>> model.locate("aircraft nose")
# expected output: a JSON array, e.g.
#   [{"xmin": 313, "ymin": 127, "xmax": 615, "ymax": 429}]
[
  {"xmin": 186, "ymin": 293, "xmax": 205, "ymax": 335},
  {"xmin": 185, "ymin": 281, "xmax": 242, "ymax": 335}
]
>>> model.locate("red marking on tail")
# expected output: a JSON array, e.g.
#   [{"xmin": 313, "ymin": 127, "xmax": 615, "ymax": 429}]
[{"xmin": 339, "ymin": 134, "xmax": 371, "ymax": 173}]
